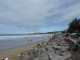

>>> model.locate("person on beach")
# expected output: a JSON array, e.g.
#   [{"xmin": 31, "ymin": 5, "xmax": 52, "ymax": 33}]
[
  {"xmin": 5, "ymin": 57, "xmax": 8, "ymax": 60},
  {"xmin": 73, "ymin": 41, "xmax": 80, "ymax": 51},
  {"xmin": 49, "ymin": 38, "xmax": 51, "ymax": 42},
  {"xmin": 63, "ymin": 35, "xmax": 67, "ymax": 41},
  {"xmin": 42, "ymin": 41, "xmax": 44, "ymax": 45},
  {"xmin": 48, "ymin": 36, "xmax": 49, "ymax": 38},
  {"xmin": 31, "ymin": 39, "xmax": 32, "ymax": 44},
  {"xmin": 28, "ymin": 40, "xmax": 30, "ymax": 44},
  {"xmin": 79, "ymin": 36, "xmax": 80, "ymax": 40},
  {"xmin": 37, "ymin": 44, "xmax": 42, "ymax": 48},
  {"xmin": 20, "ymin": 53, "xmax": 25, "ymax": 59},
  {"xmin": 12, "ymin": 39, "xmax": 13, "ymax": 41},
  {"xmin": 52, "ymin": 36, "xmax": 55, "ymax": 40},
  {"xmin": 43, "ymin": 41, "xmax": 45, "ymax": 46},
  {"xmin": 9, "ymin": 39, "xmax": 10, "ymax": 41},
  {"xmin": 54, "ymin": 35, "xmax": 55, "ymax": 39},
  {"xmin": 44, "ymin": 41, "xmax": 46, "ymax": 45}
]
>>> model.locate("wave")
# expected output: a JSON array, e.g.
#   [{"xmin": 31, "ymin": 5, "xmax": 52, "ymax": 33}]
[{"xmin": 0, "ymin": 34, "xmax": 53, "ymax": 40}]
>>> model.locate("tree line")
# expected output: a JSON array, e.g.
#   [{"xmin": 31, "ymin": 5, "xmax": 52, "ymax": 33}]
[{"xmin": 67, "ymin": 18, "xmax": 80, "ymax": 33}]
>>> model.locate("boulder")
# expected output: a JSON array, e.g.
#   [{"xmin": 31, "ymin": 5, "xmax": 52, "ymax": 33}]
[
  {"xmin": 34, "ymin": 57, "xmax": 39, "ymax": 60},
  {"xmin": 39, "ymin": 54, "xmax": 49, "ymax": 60},
  {"xmin": 59, "ymin": 47, "xmax": 67, "ymax": 52}
]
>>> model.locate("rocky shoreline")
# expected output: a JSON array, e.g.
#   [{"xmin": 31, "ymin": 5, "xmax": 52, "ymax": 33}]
[{"xmin": 21, "ymin": 35, "xmax": 72, "ymax": 60}]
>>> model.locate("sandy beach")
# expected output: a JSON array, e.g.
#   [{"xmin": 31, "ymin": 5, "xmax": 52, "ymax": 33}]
[{"xmin": 0, "ymin": 38, "xmax": 50, "ymax": 60}]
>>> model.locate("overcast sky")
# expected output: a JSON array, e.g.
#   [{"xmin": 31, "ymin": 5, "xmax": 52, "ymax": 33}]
[{"xmin": 0, "ymin": 0, "xmax": 80, "ymax": 34}]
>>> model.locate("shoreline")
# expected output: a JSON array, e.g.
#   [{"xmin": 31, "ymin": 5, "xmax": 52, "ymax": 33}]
[
  {"xmin": 0, "ymin": 38, "xmax": 50, "ymax": 60},
  {"xmin": 0, "ymin": 34, "xmax": 53, "ymax": 51},
  {"xmin": 0, "ymin": 38, "xmax": 49, "ymax": 51}
]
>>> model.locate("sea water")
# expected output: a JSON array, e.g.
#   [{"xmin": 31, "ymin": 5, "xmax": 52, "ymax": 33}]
[{"xmin": 0, "ymin": 34, "xmax": 53, "ymax": 51}]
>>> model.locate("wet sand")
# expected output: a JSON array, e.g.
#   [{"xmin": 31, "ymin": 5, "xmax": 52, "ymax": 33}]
[{"xmin": 0, "ymin": 38, "xmax": 50, "ymax": 60}]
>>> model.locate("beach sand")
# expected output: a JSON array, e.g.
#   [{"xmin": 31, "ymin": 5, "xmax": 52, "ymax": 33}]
[{"xmin": 0, "ymin": 38, "xmax": 50, "ymax": 60}]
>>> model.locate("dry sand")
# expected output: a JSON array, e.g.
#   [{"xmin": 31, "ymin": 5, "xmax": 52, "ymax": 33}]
[{"xmin": 0, "ymin": 38, "xmax": 50, "ymax": 60}]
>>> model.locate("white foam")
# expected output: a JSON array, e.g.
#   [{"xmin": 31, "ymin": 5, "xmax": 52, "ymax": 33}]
[{"xmin": 0, "ymin": 34, "xmax": 53, "ymax": 40}]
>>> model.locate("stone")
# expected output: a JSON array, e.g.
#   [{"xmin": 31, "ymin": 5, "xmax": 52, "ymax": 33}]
[
  {"xmin": 39, "ymin": 54, "xmax": 49, "ymax": 60},
  {"xmin": 22, "ymin": 55, "xmax": 30, "ymax": 60},
  {"xmin": 59, "ymin": 47, "xmax": 67, "ymax": 52},
  {"xmin": 34, "ymin": 57, "xmax": 39, "ymax": 60},
  {"xmin": 48, "ymin": 52, "xmax": 71, "ymax": 60},
  {"xmin": 64, "ymin": 44, "xmax": 69, "ymax": 46},
  {"xmin": 53, "ymin": 45, "xmax": 61, "ymax": 50},
  {"xmin": 62, "ymin": 51, "xmax": 71, "ymax": 56},
  {"xmin": 48, "ymin": 52, "xmax": 60, "ymax": 60},
  {"xmin": 28, "ymin": 53, "xmax": 35, "ymax": 60},
  {"xmin": 54, "ymin": 50, "xmax": 61, "ymax": 54},
  {"xmin": 45, "ymin": 45, "xmax": 54, "ymax": 52}
]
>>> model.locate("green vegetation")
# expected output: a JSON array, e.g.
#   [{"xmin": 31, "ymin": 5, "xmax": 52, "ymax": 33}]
[
  {"xmin": 60, "ymin": 31, "xmax": 66, "ymax": 33},
  {"xmin": 67, "ymin": 18, "xmax": 80, "ymax": 33}
]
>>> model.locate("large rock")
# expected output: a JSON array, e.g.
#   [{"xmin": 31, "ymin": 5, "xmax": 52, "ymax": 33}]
[
  {"xmin": 48, "ymin": 52, "xmax": 71, "ymax": 60},
  {"xmin": 64, "ymin": 44, "xmax": 69, "ymax": 46},
  {"xmin": 52, "ymin": 42, "xmax": 57, "ymax": 46},
  {"xmin": 38, "ymin": 47, "xmax": 46, "ymax": 54},
  {"xmin": 62, "ymin": 51, "xmax": 71, "ymax": 56},
  {"xmin": 65, "ymin": 46, "xmax": 70, "ymax": 50},
  {"xmin": 28, "ymin": 53, "xmax": 35, "ymax": 60},
  {"xmin": 48, "ymin": 52, "xmax": 60, "ymax": 60},
  {"xmin": 53, "ymin": 45, "xmax": 61, "ymax": 50},
  {"xmin": 34, "ymin": 57, "xmax": 39, "ymax": 60},
  {"xmin": 54, "ymin": 50, "xmax": 62, "ymax": 55},
  {"xmin": 45, "ymin": 45, "xmax": 54, "ymax": 52},
  {"xmin": 39, "ymin": 54, "xmax": 49, "ymax": 60},
  {"xmin": 59, "ymin": 47, "xmax": 67, "ymax": 52},
  {"xmin": 22, "ymin": 55, "xmax": 30, "ymax": 60}
]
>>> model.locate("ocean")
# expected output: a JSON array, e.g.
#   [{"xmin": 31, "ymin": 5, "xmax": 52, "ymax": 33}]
[{"xmin": 0, "ymin": 34, "xmax": 53, "ymax": 51}]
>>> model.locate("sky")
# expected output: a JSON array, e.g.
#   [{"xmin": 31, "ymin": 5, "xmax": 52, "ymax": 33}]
[{"xmin": 0, "ymin": 0, "xmax": 80, "ymax": 34}]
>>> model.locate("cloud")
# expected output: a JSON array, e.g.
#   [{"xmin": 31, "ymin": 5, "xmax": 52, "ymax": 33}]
[
  {"xmin": 0, "ymin": 0, "xmax": 80, "ymax": 33},
  {"xmin": 0, "ymin": 24, "xmax": 27, "ymax": 34}
]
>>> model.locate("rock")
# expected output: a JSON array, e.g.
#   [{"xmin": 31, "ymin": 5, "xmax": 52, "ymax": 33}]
[
  {"xmin": 59, "ymin": 47, "xmax": 67, "ymax": 52},
  {"xmin": 38, "ymin": 47, "xmax": 43, "ymax": 54},
  {"xmin": 47, "ymin": 42, "xmax": 52, "ymax": 45},
  {"xmin": 37, "ymin": 51, "xmax": 41, "ymax": 56},
  {"xmin": 28, "ymin": 53, "xmax": 35, "ymax": 60},
  {"xmin": 53, "ymin": 45, "xmax": 61, "ymax": 50},
  {"xmin": 34, "ymin": 57, "xmax": 39, "ymax": 60},
  {"xmin": 48, "ymin": 52, "xmax": 60, "ymax": 60},
  {"xmin": 64, "ymin": 44, "xmax": 69, "ymax": 46},
  {"xmin": 22, "ymin": 55, "xmax": 30, "ymax": 60},
  {"xmin": 59, "ymin": 53, "xmax": 63, "ymax": 56},
  {"xmin": 38, "ymin": 47, "xmax": 46, "ymax": 54},
  {"xmin": 65, "ymin": 46, "xmax": 70, "ymax": 50},
  {"xmin": 48, "ymin": 52, "xmax": 71, "ymax": 60},
  {"xmin": 54, "ymin": 50, "xmax": 61, "ymax": 54},
  {"xmin": 45, "ymin": 45, "xmax": 54, "ymax": 52},
  {"xmin": 39, "ymin": 54, "xmax": 49, "ymax": 60},
  {"xmin": 62, "ymin": 51, "xmax": 71, "ymax": 56},
  {"xmin": 28, "ymin": 51, "xmax": 33, "ymax": 56}
]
